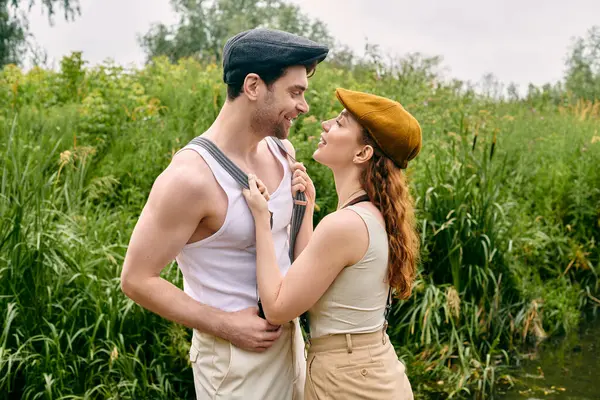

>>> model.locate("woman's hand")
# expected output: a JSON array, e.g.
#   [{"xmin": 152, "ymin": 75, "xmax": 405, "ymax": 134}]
[
  {"xmin": 243, "ymin": 174, "xmax": 271, "ymax": 221},
  {"xmin": 291, "ymin": 162, "xmax": 315, "ymax": 205}
]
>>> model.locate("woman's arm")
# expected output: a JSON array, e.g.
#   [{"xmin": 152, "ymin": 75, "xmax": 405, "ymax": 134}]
[
  {"xmin": 254, "ymin": 209, "xmax": 366, "ymax": 325},
  {"xmin": 243, "ymin": 174, "xmax": 367, "ymax": 325}
]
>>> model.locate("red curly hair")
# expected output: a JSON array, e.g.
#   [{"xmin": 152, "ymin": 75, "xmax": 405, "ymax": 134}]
[{"xmin": 359, "ymin": 130, "xmax": 420, "ymax": 300}]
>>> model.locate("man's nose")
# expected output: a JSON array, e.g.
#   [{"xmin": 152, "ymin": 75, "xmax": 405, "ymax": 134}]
[{"xmin": 297, "ymin": 97, "xmax": 309, "ymax": 114}]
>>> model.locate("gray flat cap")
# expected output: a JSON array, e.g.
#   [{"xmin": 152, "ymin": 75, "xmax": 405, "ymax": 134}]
[{"xmin": 222, "ymin": 28, "xmax": 329, "ymax": 84}]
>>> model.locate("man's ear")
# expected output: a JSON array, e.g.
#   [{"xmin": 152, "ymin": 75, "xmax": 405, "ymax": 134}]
[
  {"xmin": 243, "ymin": 73, "xmax": 261, "ymax": 101},
  {"xmin": 353, "ymin": 145, "xmax": 374, "ymax": 165}
]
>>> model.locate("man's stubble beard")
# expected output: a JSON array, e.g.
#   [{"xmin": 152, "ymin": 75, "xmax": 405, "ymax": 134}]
[{"xmin": 251, "ymin": 91, "xmax": 287, "ymax": 140}]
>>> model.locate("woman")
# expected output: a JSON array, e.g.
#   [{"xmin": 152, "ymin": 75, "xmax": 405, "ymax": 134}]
[{"xmin": 243, "ymin": 88, "xmax": 422, "ymax": 399}]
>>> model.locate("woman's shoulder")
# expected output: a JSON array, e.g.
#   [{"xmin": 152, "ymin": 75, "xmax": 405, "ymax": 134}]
[
  {"xmin": 313, "ymin": 209, "xmax": 367, "ymax": 244},
  {"xmin": 319, "ymin": 208, "xmax": 366, "ymax": 230},
  {"xmin": 344, "ymin": 204, "xmax": 386, "ymax": 230},
  {"xmin": 315, "ymin": 208, "xmax": 368, "ymax": 251},
  {"xmin": 318, "ymin": 205, "xmax": 383, "ymax": 231}
]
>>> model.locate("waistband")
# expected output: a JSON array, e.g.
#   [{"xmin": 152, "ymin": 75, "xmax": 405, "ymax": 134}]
[{"xmin": 307, "ymin": 328, "xmax": 389, "ymax": 354}]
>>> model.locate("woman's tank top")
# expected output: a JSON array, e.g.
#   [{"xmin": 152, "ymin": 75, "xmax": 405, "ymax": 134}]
[{"xmin": 308, "ymin": 205, "xmax": 390, "ymax": 338}]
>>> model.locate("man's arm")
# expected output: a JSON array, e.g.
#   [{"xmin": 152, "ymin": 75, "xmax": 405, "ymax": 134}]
[{"xmin": 120, "ymin": 151, "xmax": 281, "ymax": 352}]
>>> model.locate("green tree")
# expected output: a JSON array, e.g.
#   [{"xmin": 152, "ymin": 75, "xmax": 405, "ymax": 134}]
[
  {"xmin": 564, "ymin": 25, "xmax": 600, "ymax": 101},
  {"xmin": 0, "ymin": 1, "xmax": 25, "ymax": 65},
  {"xmin": 0, "ymin": 0, "xmax": 81, "ymax": 67},
  {"xmin": 139, "ymin": 0, "xmax": 334, "ymax": 64}
]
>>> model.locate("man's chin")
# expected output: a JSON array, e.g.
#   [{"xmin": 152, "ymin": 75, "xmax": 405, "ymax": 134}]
[{"xmin": 274, "ymin": 128, "xmax": 289, "ymax": 140}]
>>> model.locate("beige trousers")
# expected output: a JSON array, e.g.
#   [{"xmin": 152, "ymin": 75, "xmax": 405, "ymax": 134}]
[
  {"xmin": 304, "ymin": 329, "xmax": 414, "ymax": 400},
  {"xmin": 189, "ymin": 318, "xmax": 306, "ymax": 400}
]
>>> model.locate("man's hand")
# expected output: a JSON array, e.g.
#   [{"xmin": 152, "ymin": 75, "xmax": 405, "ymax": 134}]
[{"xmin": 221, "ymin": 307, "xmax": 283, "ymax": 352}]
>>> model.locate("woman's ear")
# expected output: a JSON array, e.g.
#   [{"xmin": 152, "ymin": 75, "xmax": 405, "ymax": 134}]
[
  {"xmin": 353, "ymin": 145, "xmax": 374, "ymax": 165},
  {"xmin": 243, "ymin": 73, "xmax": 261, "ymax": 100}
]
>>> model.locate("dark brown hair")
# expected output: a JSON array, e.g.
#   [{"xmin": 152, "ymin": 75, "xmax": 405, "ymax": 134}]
[
  {"xmin": 359, "ymin": 130, "xmax": 420, "ymax": 299},
  {"xmin": 226, "ymin": 62, "xmax": 318, "ymax": 100}
]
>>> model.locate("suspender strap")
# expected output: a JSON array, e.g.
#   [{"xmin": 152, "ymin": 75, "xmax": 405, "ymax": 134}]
[
  {"xmin": 190, "ymin": 137, "xmax": 247, "ymax": 187},
  {"xmin": 342, "ymin": 194, "xmax": 370, "ymax": 208},
  {"xmin": 267, "ymin": 137, "xmax": 308, "ymax": 261},
  {"xmin": 384, "ymin": 287, "xmax": 393, "ymax": 320}
]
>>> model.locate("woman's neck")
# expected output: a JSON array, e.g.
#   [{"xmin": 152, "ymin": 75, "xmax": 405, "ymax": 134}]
[{"xmin": 332, "ymin": 168, "xmax": 366, "ymax": 210}]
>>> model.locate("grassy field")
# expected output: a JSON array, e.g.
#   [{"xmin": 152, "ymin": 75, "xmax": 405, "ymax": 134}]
[{"xmin": 1, "ymin": 52, "xmax": 599, "ymax": 399}]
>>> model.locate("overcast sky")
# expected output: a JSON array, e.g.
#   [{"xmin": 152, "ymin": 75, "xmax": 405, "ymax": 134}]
[{"xmin": 28, "ymin": 0, "xmax": 600, "ymax": 92}]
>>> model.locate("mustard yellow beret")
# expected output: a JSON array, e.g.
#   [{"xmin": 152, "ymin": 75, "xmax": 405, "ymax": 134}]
[{"xmin": 335, "ymin": 88, "xmax": 422, "ymax": 169}]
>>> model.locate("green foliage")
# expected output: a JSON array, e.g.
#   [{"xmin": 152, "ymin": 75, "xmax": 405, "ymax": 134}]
[
  {"xmin": 139, "ymin": 0, "xmax": 334, "ymax": 64},
  {"xmin": 0, "ymin": 51, "xmax": 599, "ymax": 399},
  {"xmin": 0, "ymin": 1, "xmax": 26, "ymax": 66},
  {"xmin": 565, "ymin": 25, "xmax": 600, "ymax": 101},
  {"xmin": 0, "ymin": 0, "xmax": 81, "ymax": 67}
]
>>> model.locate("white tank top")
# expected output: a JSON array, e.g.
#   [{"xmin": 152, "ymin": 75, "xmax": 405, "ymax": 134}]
[{"xmin": 174, "ymin": 137, "xmax": 293, "ymax": 312}]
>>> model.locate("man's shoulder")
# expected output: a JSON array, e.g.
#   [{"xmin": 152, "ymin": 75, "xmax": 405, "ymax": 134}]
[{"xmin": 153, "ymin": 149, "xmax": 214, "ymax": 198}]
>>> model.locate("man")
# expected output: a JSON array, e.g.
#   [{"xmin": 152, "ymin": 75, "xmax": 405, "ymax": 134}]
[{"xmin": 120, "ymin": 28, "xmax": 328, "ymax": 399}]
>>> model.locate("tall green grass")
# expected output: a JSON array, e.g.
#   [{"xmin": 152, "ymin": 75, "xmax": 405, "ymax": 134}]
[{"xmin": 1, "ymin": 53, "xmax": 599, "ymax": 399}]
